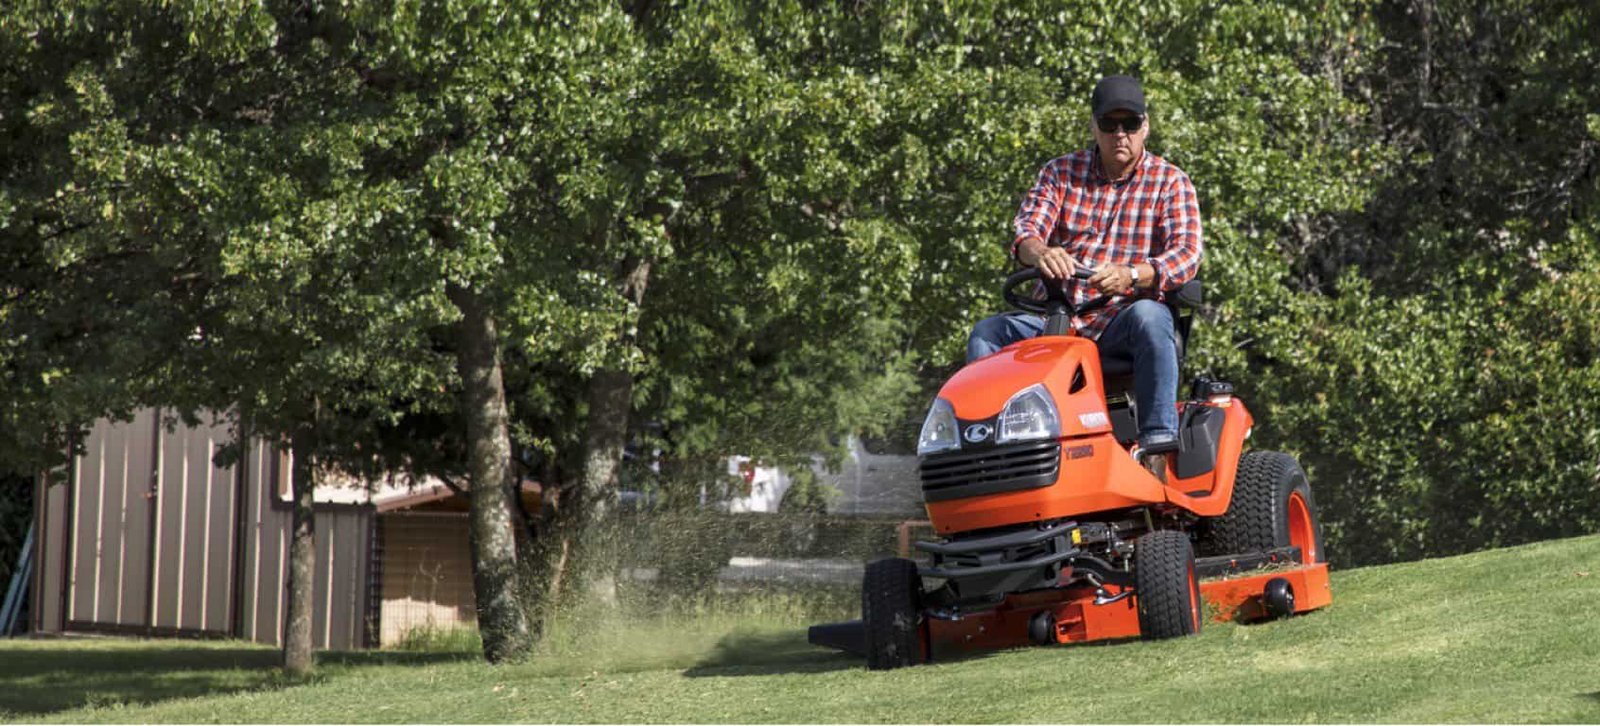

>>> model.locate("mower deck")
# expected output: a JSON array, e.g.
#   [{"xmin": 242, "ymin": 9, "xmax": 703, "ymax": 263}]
[{"xmin": 809, "ymin": 558, "xmax": 1330, "ymax": 659}]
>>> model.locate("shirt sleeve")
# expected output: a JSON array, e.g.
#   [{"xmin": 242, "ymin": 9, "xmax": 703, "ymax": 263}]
[
  {"xmin": 1011, "ymin": 159, "xmax": 1067, "ymax": 261},
  {"xmin": 1150, "ymin": 170, "xmax": 1203, "ymax": 290}
]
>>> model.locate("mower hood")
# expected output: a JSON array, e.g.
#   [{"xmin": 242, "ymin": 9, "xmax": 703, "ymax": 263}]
[{"xmin": 940, "ymin": 336, "xmax": 1116, "ymax": 441}]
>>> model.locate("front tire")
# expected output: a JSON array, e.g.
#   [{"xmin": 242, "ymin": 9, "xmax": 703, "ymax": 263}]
[
  {"xmin": 1134, "ymin": 530, "xmax": 1202, "ymax": 639},
  {"xmin": 862, "ymin": 558, "xmax": 926, "ymax": 670},
  {"xmin": 1202, "ymin": 451, "xmax": 1324, "ymax": 564}
]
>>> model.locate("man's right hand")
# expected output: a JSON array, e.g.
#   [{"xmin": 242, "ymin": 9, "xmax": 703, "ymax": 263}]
[{"xmin": 1016, "ymin": 237, "xmax": 1077, "ymax": 280}]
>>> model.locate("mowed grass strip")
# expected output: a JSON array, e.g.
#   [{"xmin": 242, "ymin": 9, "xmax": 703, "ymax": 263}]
[{"xmin": 4, "ymin": 534, "xmax": 1599, "ymax": 723}]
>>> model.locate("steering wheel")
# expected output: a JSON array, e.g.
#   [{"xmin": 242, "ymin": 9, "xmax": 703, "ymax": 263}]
[{"xmin": 1003, "ymin": 266, "xmax": 1104, "ymax": 315}]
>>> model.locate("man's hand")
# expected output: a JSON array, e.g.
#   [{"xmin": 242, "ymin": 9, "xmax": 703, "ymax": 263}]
[
  {"xmin": 1087, "ymin": 265, "xmax": 1139, "ymax": 295},
  {"xmin": 1017, "ymin": 237, "xmax": 1078, "ymax": 280}
]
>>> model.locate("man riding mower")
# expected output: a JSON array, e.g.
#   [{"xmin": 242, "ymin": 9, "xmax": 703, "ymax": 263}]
[
  {"xmin": 808, "ymin": 266, "xmax": 1331, "ymax": 668},
  {"xmin": 807, "ymin": 75, "xmax": 1331, "ymax": 669}
]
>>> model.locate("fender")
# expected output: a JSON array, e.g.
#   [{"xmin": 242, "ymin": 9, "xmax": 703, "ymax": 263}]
[{"xmin": 1161, "ymin": 398, "xmax": 1253, "ymax": 517}]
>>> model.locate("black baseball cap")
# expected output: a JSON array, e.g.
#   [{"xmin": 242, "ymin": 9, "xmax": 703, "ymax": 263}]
[{"xmin": 1091, "ymin": 75, "xmax": 1146, "ymax": 118}]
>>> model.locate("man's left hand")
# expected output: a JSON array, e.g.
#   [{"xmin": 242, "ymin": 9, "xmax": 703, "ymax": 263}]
[{"xmin": 1087, "ymin": 265, "xmax": 1137, "ymax": 295}]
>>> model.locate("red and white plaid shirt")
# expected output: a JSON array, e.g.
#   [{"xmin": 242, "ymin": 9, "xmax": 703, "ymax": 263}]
[{"xmin": 1011, "ymin": 148, "xmax": 1203, "ymax": 339}]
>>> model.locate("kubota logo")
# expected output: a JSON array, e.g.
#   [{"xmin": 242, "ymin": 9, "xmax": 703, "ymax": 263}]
[{"xmin": 963, "ymin": 424, "xmax": 992, "ymax": 443}]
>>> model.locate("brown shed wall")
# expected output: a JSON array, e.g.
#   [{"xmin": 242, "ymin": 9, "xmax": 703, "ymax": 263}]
[{"xmin": 377, "ymin": 512, "xmax": 476, "ymax": 646}]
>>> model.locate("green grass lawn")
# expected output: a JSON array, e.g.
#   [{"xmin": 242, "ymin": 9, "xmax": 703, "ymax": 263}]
[{"xmin": 4, "ymin": 534, "xmax": 1600, "ymax": 723}]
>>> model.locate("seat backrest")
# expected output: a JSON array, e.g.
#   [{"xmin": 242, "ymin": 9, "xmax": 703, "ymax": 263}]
[
  {"xmin": 1170, "ymin": 279, "xmax": 1202, "ymax": 363},
  {"xmin": 1170, "ymin": 279, "xmax": 1203, "ymax": 309}
]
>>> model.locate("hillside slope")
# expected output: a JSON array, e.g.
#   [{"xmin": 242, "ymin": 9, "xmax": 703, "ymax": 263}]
[{"xmin": 6, "ymin": 534, "xmax": 1600, "ymax": 723}]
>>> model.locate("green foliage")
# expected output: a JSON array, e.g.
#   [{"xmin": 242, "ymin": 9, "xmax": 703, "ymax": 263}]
[
  {"xmin": 2, "ymin": 0, "xmax": 1597, "ymax": 570},
  {"xmin": 1225, "ymin": 0, "xmax": 1600, "ymax": 564},
  {"xmin": 0, "ymin": 474, "xmax": 30, "ymax": 593},
  {"xmin": 1252, "ymin": 236, "xmax": 1600, "ymax": 564}
]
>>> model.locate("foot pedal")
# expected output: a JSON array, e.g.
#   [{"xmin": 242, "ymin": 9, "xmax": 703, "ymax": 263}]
[{"xmin": 1129, "ymin": 444, "xmax": 1173, "ymax": 484}]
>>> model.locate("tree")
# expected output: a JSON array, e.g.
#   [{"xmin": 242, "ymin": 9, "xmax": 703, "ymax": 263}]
[
  {"xmin": 1238, "ymin": 0, "xmax": 1600, "ymax": 563},
  {"xmin": 2, "ymin": 1, "xmax": 507, "ymax": 667}
]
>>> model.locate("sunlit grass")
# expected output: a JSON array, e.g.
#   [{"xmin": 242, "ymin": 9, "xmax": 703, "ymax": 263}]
[{"xmin": 4, "ymin": 536, "xmax": 1599, "ymax": 723}]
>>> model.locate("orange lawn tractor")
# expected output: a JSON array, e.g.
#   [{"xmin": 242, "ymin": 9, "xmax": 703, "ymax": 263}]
[{"xmin": 809, "ymin": 267, "xmax": 1330, "ymax": 669}]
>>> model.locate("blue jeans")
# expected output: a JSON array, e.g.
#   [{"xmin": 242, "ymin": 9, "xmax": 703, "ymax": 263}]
[{"xmin": 966, "ymin": 300, "xmax": 1180, "ymax": 449}]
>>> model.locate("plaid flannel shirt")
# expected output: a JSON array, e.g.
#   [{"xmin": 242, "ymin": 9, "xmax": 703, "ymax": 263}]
[{"xmin": 1011, "ymin": 148, "xmax": 1203, "ymax": 339}]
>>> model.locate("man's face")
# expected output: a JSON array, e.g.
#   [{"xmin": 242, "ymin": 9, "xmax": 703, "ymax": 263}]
[{"xmin": 1092, "ymin": 110, "xmax": 1147, "ymax": 170}]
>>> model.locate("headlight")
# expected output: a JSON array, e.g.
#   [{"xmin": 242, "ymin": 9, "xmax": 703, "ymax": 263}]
[
  {"xmin": 917, "ymin": 398, "xmax": 960, "ymax": 456},
  {"xmin": 996, "ymin": 383, "xmax": 1060, "ymax": 444}
]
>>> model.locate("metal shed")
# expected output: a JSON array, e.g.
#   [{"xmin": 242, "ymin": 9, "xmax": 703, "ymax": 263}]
[{"xmin": 30, "ymin": 410, "xmax": 379, "ymax": 649}]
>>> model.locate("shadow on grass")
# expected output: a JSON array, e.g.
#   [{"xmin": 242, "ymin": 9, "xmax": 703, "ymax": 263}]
[
  {"xmin": 0, "ymin": 644, "xmax": 281, "ymax": 716},
  {"xmin": 682, "ymin": 627, "xmax": 1011, "ymax": 677},
  {"xmin": 317, "ymin": 650, "xmax": 477, "ymax": 667},
  {"xmin": 0, "ymin": 641, "xmax": 478, "ymax": 716},
  {"xmin": 683, "ymin": 629, "xmax": 859, "ymax": 677}
]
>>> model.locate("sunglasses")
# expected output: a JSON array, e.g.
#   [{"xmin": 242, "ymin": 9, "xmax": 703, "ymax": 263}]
[{"xmin": 1096, "ymin": 115, "xmax": 1144, "ymax": 133}]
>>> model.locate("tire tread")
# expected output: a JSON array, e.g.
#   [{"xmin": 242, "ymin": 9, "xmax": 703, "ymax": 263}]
[
  {"xmin": 1203, "ymin": 451, "xmax": 1299, "ymax": 556},
  {"xmin": 1134, "ymin": 530, "xmax": 1201, "ymax": 639},
  {"xmin": 862, "ymin": 558, "xmax": 923, "ymax": 670}
]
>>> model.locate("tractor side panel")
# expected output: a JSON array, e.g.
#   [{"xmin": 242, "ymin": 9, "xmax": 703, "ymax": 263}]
[{"xmin": 1163, "ymin": 400, "xmax": 1253, "ymax": 517}]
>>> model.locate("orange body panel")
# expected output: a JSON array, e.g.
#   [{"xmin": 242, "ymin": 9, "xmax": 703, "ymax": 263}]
[
  {"xmin": 1161, "ymin": 399, "xmax": 1254, "ymax": 517},
  {"xmin": 944, "ymin": 336, "xmax": 1115, "ymax": 434},
  {"xmin": 927, "ymin": 334, "xmax": 1256, "ymax": 533},
  {"xmin": 1199, "ymin": 563, "xmax": 1332, "ymax": 622},
  {"xmin": 1052, "ymin": 584, "xmax": 1143, "ymax": 642},
  {"xmin": 925, "ymin": 434, "xmax": 1167, "ymax": 534},
  {"xmin": 925, "ymin": 584, "xmax": 1141, "ymax": 655},
  {"xmin": 924, "ymin": 563, "xmax": 1331, "ymax": 656}
]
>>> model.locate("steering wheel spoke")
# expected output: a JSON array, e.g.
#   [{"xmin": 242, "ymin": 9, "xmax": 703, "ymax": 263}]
[{"xmin": 1002, "ymin": 266, "xmax": 1100, "ymax": 317}]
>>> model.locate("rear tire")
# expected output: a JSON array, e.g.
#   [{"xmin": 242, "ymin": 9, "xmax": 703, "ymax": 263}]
[
  {"xmin": 862, "ymin": 558, "xmax": 925, "ymax": 670},
  {"xmin": 1201, "ymin": 451, "xmax": 1324, "ymax": 563},
  {"xmin": 1134, "ymin": 530, "xmax": 1202, "ymax": 639}
]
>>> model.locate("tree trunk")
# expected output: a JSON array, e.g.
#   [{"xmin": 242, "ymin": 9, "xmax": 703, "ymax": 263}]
[
  {"xmin": 282, "ymin": 429, "xmax": 316, "ymax": 676},
  {"xmin": 567, "ymin": 257, "xmax": 652, "ymax": 604},
  {"xmin": 449, "ymin": 282, "xmax": 534, "ymax": 663}
]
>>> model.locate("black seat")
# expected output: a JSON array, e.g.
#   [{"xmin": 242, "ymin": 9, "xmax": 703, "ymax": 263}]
[{"xmin": 1100, "ymin": 355, "xmax": 1137, "ymax": 378}]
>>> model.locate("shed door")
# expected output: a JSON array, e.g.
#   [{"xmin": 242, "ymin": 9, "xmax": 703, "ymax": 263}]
[
  {"xmin": 68, "ymin": 410, "xmax": 158, "ymax": 629},
  {"xmin": 66, "ymin": 409, "xmax": 240, "ymax": 635}
]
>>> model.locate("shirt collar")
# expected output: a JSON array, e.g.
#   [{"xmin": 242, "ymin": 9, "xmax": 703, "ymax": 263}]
[{"xmin": 1091, "ymin": 147, "xmax": 1148, "ymax": 184}]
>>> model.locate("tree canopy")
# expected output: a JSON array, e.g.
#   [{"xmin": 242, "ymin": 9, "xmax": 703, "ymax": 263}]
[{"xmin": 3, "ymin": 1, "xmax": 1597, "ymax": 648}]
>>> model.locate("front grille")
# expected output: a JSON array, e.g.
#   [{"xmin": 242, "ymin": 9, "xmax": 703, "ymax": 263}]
[{"xmin": 920, "ymin": 440, "xmax": 1060, "ymax": 502}]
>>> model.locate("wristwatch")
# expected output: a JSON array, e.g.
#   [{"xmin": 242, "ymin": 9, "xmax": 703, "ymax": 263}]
[{"xmin": 1128, "ymin": 265, "xmax": 1141, "ymax": 287}]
